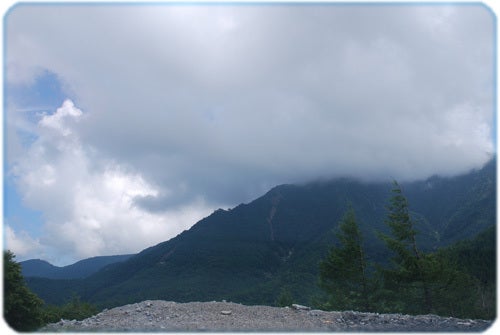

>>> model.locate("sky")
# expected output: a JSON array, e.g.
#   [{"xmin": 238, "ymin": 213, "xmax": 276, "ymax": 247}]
[{"xmin": 2, "ymin": 1, "xmax": 496, "ymax": 266}]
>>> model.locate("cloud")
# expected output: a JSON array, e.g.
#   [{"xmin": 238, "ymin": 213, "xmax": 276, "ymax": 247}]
[
  {"xmin": 4, "ymin": 225, "xmax": 42, "ymax": 259},
  {"xmin": 38, "ymin": 99, "xmax": 82, "ymax": 136},
  {"xmin": 8, "ymin": 100, "xmax": 214, "ymax": 264},
  {"xmin": 4, "ymin": 4, "xmax": 495, "ymax": 263}
]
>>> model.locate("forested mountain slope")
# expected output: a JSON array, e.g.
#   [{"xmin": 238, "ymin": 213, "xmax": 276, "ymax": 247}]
[{"xmin": 25, "ymin": 159, "xmax": 495, "ymax": 310}]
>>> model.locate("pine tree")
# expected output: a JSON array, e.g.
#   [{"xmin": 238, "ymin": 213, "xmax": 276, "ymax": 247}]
[
  {"xmin": 378, "ymin": 181, "xmax": 433, "ymax": 314},
  {"xmin": 319, "ymin": 206, "xmax": 372, "ymax": 311}
]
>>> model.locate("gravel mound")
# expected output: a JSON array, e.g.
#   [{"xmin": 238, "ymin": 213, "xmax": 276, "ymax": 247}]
[{"xmin": 40, "ymin": 300, "xmax": 494, "ymax": 332}]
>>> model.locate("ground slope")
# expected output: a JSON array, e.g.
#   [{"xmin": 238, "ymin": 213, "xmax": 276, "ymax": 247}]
[{"xmin": 41, "ymin": 300, "xmax": 493, "ymax": 332}]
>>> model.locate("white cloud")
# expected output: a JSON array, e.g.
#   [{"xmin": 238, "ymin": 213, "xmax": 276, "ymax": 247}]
[
  {"xmin": 4, "ymin": 4, "xmax": 495, "ymax": 263},
  {"xmin": 440, "ymin": 103, "xmax": 493, "ymax": 150},
  {"xmin": 8, "ymin": 100, "xmax": 214, "ymax": 264},
  {"xmin": 39, "ymin": 100, "xmax": 82, "ymax": 136},
  {"xmin": 4, "ymin": 225, "xmax": 42, "ymax": 258}
]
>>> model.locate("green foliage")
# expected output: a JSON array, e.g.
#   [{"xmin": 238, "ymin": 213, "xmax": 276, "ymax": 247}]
[
  {"xmin": 376, "ymin": 227, "xmax": 495, "ymax": 319},
  {"xmin": 318, "ymin": 181, "xmax": 496, "ymax": 320},
  {"xmin": 319, "ymin": 206, "xmax": 374, "ymax": 311},
  {"xmin": 275, "ymin": 287, "xmax": 294, "ymax": 307},
  {"xmin": 3, "ymin": 250, "xmax": 98, "ymax": 331},
  {"xmin": 42, "ymin": 295, "xmax": 99, "ymax": 323},
  {"xmin": 378, "ymin": 181, "xmax": 434, "ymax": 313},
  {"xmin": 434, "ymin": 226, "xmax": 496, "ymax": 319},
  {"xmin": 3, "ymin": 250, "xmax": 45, "ymax": 331}
]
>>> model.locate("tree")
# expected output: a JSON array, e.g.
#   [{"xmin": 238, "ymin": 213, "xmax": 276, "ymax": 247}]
[
  {"xmin": 42, "ymin": 295, "xmax": 99, "ymax": 324},
  {"xmin": 3, "ymin": 250, "xmax": 45, "ymax": 331},
  {"xmin": 432, "ymin": 227, "xmax": 496, "ymax": 319},
  {"xmin": 275, "ymin": 287, "xmax": 294, "ymax": 307},
  {"xmin": 378, "ymin": 181, "xmax": 433, "ymax": 314},
  {"xmin": 319, "ymin": 206, "xmax": 372, "ymax": 311}
]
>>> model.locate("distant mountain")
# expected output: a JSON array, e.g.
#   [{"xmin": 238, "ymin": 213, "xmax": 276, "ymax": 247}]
[
  {"xmin": 21, "ymin": 254, "xmax": 134, "ymax": 280},
  {"xmin": 403, "ymin": 158, "xmax": 496, "ymax": 246},
  {"xmin": 25, "ymin": 159, "xmax": 495, "ymax": 308}
]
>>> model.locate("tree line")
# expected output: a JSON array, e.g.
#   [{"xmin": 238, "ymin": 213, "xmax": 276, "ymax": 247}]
[
  {"xmin": 318, "ymin": 181, "xmax": 495, "ymax": 319},
  {"xmin": 3, "ymin": 250, "xmax": 98, "ymax": 331}
]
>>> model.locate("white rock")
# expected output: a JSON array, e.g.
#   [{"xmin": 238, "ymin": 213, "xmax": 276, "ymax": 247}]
[{"xmin": 291, "ymin": 304, "xmax": 311, "ymax": 311}]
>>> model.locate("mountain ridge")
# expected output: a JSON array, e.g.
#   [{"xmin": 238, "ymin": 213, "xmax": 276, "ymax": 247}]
[
  {"xmin": 24, "ymin": 159, "xmax": 496, "ymax": 309},
  {"xmin": 20, "ymin": 254, "xmax": 134, "ymax": 280}
]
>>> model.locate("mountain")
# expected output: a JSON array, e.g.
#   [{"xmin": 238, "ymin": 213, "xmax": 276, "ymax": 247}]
[
  {"xmin": 25, "ymin": 159, "xmax": 496, "ymax": 308},
  {"xmin": 21, "ymin": 254, "xmax": 134, "ymax": 280}
]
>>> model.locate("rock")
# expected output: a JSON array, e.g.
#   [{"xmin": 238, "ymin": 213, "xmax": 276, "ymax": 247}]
[
  {"xmin": 39, "ymin": 300, "xmax": 493, "ymax": 332},
  {"xmin": 291, "ymin": 304, "xmax": 311, "ymax": 311}
]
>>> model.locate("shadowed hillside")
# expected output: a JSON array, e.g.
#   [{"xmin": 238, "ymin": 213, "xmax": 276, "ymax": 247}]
[{"xmin": 25, "ymin": 159, "xmax": 495, "ymax": 311}]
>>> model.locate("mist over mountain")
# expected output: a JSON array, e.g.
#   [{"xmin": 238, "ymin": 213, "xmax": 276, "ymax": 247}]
[{"xmin": 24, "ymin": 159, "xmax": 495, "ymax": 309}]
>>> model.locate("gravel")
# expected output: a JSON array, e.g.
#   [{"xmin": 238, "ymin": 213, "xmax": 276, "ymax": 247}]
[{"xmin": 39, "ymin": 300, "xmax": 494, "ymax": 332}]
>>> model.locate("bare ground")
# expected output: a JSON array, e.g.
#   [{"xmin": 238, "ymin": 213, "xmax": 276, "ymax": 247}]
[{"xmin": 40, "ymin": 300, "xmax": 494, "ymax": 332}]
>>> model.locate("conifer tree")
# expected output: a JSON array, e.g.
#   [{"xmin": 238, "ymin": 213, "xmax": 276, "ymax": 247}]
[
  {"xmin": 319, "ymin": 206, "xmax": 372, "ymax": 311},
  {"xmin": 378, "ymin": 181, "xmax": 433, "ymax": 314}
]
